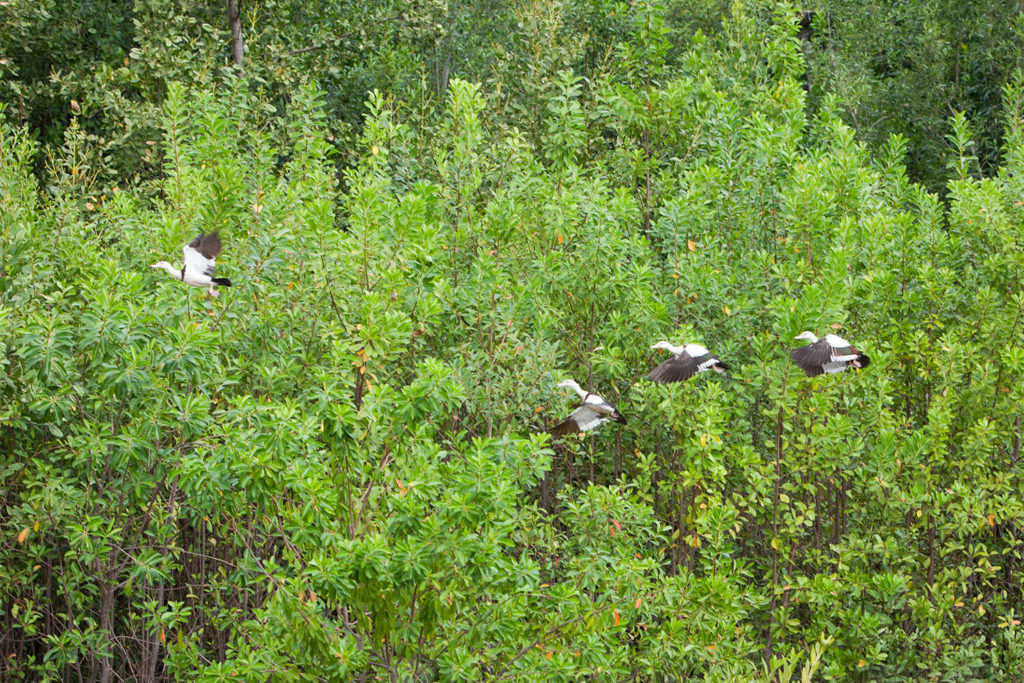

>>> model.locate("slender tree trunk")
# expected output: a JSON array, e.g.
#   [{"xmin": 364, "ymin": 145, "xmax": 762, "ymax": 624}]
[
  {"xmin": 354, "ymin": 364, "xmax": 366, "ymax": 411},
  {"xmin": 98, "ymin": 583, "xmax": 115, "ymax": 683},
  {"xmin": 813, "ymin": 474, "xmax": 821, "ymax": 553},
  {"xmin": 765, "ymin": 370, "xmax": 789, "ymax": 667},
  {"xmin": 146, "ymin": 584, "xmax": 165, "ymax": 681},
  {"xmin": 1013, "ymin": 415, "xmax": 1021, "ymax": 464},
  {"xmin": 765, "ymin": 403, "xmax": 784, "ymax": 666},
  {"xmin": 226, "ymin": 0, "xmax": 244, "ymax": 66},
  {"xmin": 927, "ymin": 511, "xmax": 936, "ymax": 597}
]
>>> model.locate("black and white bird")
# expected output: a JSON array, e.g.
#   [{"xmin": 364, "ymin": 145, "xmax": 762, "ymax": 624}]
[
  {"xmin": 548, "ymin": 379, "xmax": 626, "ymax": 436},
  {"xmin": 647, "ymin": 341, "xmax": 728, "ymax": 383},
  {"xmin": 151, "ymin": 232, "xmax": 232, "ymax": 297},
  {"xmin": 789, "ymin": 331, "xmax": 870, "ymax": 376}
]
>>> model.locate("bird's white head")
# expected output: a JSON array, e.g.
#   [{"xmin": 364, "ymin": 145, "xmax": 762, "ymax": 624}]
[
  {"xmin": 794, "ymin": 331, "xmax": 819, "ymax": 342},
  {"xmin": 151, "ymin": 261, "xmax": 172, "ymax": 270},
  {"xmin": 651, "ymin": 340, "xmax": 687, "ymax": 356},
  {"xmin": 557, "ymin": 378, "xmax": 588, "ymax": 398}
]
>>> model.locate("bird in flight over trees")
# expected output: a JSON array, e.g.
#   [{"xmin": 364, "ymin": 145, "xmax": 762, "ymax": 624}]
[
  {"xmin": 548, "ymin": 379, "xmax": 626, "ymax": 435},
  {"xmin": 647, "ymin": 341, "xmax": 728, "ymax": 383},
  {"xmin": 789, "ymin": 331, "xmax": 870, "ymax": 376},
  {"xmin": 151, "ymin": 231, "xmax": 233, "ymax": 297}
]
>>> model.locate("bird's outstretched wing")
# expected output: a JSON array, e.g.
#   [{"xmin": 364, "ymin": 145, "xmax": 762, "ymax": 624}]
[
  {"xmin": 549, "ymin": 405, "xmax": 606, "ymax": 435},
  {"xmin": 183, "ymin": 232, "xmax": 220, "ymax": 277},
  {"xmin": 790, "ymin": 340, "xmax": 833, "ymax": 376},
  {"xmin": 648, "ymin": 351, "xmax": 702, "ymax": 383},
  {"xmin": 189, "ymin": 232, "xmax": 223, "ymax": 259}
]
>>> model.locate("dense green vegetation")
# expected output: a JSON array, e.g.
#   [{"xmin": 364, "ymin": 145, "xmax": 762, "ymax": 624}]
[{"xmin": 3, "ymin": 0, "xmax": 1024, "ymax": 680}]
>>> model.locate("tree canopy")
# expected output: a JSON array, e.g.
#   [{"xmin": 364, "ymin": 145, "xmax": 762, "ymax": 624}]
[{"xmin": 3, "ymin": 0, "xmax": 1024, "ymax": 680}]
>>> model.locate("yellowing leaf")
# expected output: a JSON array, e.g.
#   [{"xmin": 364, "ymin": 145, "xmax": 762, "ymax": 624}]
[
  {"xmin": 613, "ymin": 610, "xmax": 620, "ymax": 626},
  {"xmin": 557, "ymin": 234, "xmax": 564, "ymax": 245},
  {"xmin": 857, "ymin": 659, "xmax": 866, "ymax": 668},
  {"xmin": 634, "ymin": 597, "xmax": 642, "ymax": 608},
  {"xmin": 17, "ymin": 528, "xmax": 29, "ymax": 544},
  {"xmin": 687, "ymin": 239, "xmax": 696, "ymax": 251},
  {"xmin": 160, "ymin": 627, "xmax": 165, "ymax": 644},
  {"xmin": 700, "ymin": 434, "xmax": 707, "ymax": 448},
  {"xmin": 988, "ymin": 514, "xmax": 995, "ymax": 527}
]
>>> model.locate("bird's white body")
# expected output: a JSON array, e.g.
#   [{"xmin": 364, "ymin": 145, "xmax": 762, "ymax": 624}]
[{"xmin": 550, "ymin": 379, "xmax": 626, "ymax": 434}]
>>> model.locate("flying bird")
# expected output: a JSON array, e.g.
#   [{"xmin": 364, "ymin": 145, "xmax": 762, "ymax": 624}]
[
  {"xmin": 151, "ymin": 231, "xmax": 232, "ymax": 297},
  {"xmin": 789, "ymin": 331, "xmax": 870, "ymax": 376},
  {"xmin": 548, "ymin": 379, "xmax": 626, "ymax": 436},
  {"xmin": 647, "ymin": 341, "xmax": 728, "ymax": 383}
]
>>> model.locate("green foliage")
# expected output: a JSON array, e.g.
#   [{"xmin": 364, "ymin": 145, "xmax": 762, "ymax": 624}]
[
  {"xmin": 803, "ymin": 0, "xmax": 1024, "ymax": 192},
  {"xmin": 2, "ymin": 1, "xmax": 1024, "ymax": 681}
]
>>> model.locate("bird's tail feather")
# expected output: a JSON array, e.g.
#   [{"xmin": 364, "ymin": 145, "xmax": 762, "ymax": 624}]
[{"xmin": 212, "ymin": 277, "xmax": 232, "ymax": 287}]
